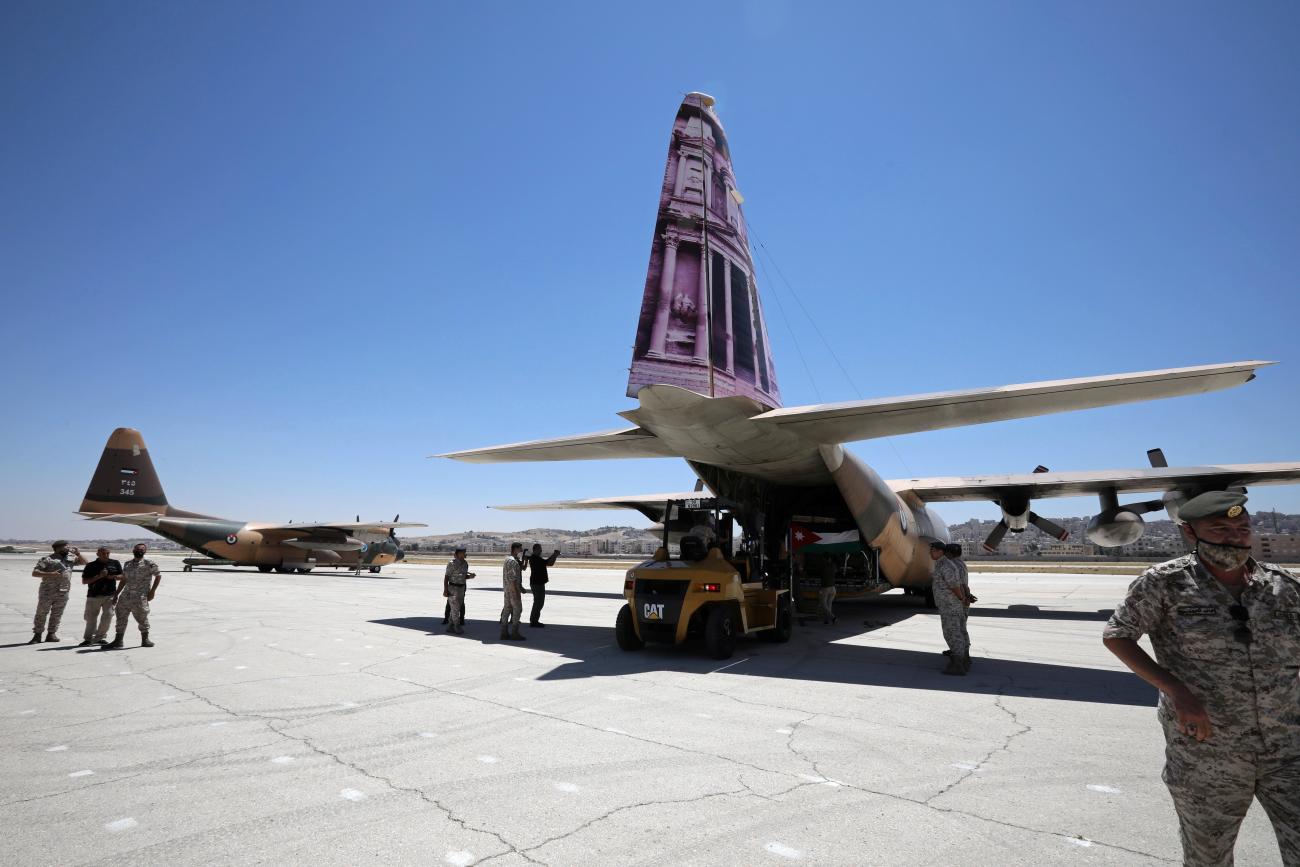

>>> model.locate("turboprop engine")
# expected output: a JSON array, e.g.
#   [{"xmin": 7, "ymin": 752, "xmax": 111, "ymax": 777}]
[{"xmin": 1085, "ymin": 488, "xmax": 1166, "ymax": 548}]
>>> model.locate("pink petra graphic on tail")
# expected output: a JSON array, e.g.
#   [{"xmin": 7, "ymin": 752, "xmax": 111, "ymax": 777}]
[{"xmin": 627, "ymin": 93, "xmax": 781, "ymax": 409}]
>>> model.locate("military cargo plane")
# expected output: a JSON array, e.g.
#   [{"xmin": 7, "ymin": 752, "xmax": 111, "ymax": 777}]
[
  {"xmin": 440, "ymin": 92, "xmax": 1300, "ymax": 600},
  {"xmin": 78, "ymin": 428, "xmax": 424, "ymax": 573}
]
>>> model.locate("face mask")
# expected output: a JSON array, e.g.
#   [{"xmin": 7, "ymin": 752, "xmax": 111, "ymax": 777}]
[
  {"xmin": 133, "ymin": 550, "xmax": 145, "ymax": 559},
  {"xmin": 1191, "ymin": 531, "xmax": 1251, "ymax": 571}
]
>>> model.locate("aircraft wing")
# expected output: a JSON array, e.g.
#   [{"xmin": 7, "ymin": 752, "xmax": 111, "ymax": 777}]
[
  {"xmin": 890, "ymin": 462, "xmax": 1300, "ymax": 502},
  {"xmin": 753, "ymin": 361, "xmax": 1272, "ymax": 444},
  {"xmin": 254, "ymin": 520, "xmax": 428, "ymax": 534},
  {"xmin": 492, "ymin": 491, "xmax": 707, "ymax": 521},
  {"xmin": 436, "ymin": 427, "xmax": 677, "ymax": 463}
]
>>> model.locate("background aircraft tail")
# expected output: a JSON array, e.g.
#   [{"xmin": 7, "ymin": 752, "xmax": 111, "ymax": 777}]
[
  {"xmin": 627, "ymin": 93, "xmax": 782, "ymax": 409},
  {"xmin": 79, "ymin": 428, "xmax": 171, "ymax": 515}
]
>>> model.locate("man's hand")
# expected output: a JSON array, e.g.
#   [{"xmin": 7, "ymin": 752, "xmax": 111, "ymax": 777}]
[{"xmin": 1170, "ymin": 685, "xmax": 1212, "ymax": 742}]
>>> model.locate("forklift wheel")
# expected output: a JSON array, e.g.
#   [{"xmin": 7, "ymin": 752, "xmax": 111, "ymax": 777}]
[
  {"xmin": 704, "ymin": 605, "xmax": 737, "ymax": 660},
  {"xmin": 760, "ymin": 600, "xmax": 793, "ymax": 643},
  {"xmin": 615, "ymin": 604, "xmax": 644, "ymax": 651}
]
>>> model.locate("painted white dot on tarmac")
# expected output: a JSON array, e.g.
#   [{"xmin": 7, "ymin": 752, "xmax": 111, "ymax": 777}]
[
  {"xmin": 445, "ymin": 852, "xmax": 474, "ymax": 867},
  {"xmin": 69, "ymin": 770, "xmax": 95, "ymax": 778},
  {"xmin": 513, "ymin": 677, "xmax": 528, "ymax": 682},
  {"xmin": 603, "ymin": 727, "xmax": 627, "ymax": 735},
  {"xmin": 952, "ymin": 762, "xmax": 980, "ymax": 771},
  {"xmin": 553, "ymin": 782, "xmax": 579, "ymax": 793},
  {"xmin": 46, "ymin": 745, "xmax": 69, "ymax": 752},
  {"xmin": 765, "ymin": 842, "xmax": 802, "ymax": 859},
  {"xmin": 798, "ymin": 774, "xmax": 827, "ymax": 783},
  {"xmin": 1087, "ymin": 784, "xmax": 1122, "ymax": 794},
  {"xmin": 476, "ymin": 755, "xmax": 498, "ymax": 764},
  {"xmin": 334, "ymin": 638, "xmax": 343, "ymax": 642},
  {"xmin": 339, "ymin": 701, "xmax": 359, "ymax": 709},
  {"xmin": 158, "ymin": 696, "xmax": 176, "ymax": 701},
  {"xmin": 271, "ymin": 756, "xmax": 294, "ymax": 764},
  {"xmin": 118, "ymin": 671, "xmax": 133, "ymax": 676},
  {"xmin": 266, "ymin": 643, "xmax": 278, "ymax": 647},
  {"xmin": 363, "ymin": 645, "xmax": 374, "ymax": 649},
  {"xmin": 338, "ymin": 662, "xmax": 351, "ymax": 666},
  {"xmin": 105, "ymin": 818, "xmax": 137, "ymax": 833},
  {"xmin": 694, "ymin": 713, "xmax": 713, "ymax": 719},
  {"xmin": 418, "ymin": 732, "xmax": 436, "ymax": 738},
  {"xmin": 339, "ymin": 788, "xmax": 366, "ymax": 802},
  {"xmin": 605, "ymin": 694, "xmax": 638, "ymax": 702},
  {"xmin": 305, "ymin": 653, "xmax": 316, "ymax": 657},
  {"xmin": 775, "ymin": 728, "xmax": 793, "ymax": 735},
  {"xmin": 209, "ymin": 721, "xmax": 228, "ymax": 727},
  {"xmin": 20, "ymin": 710, "xmax": 36, "ymax": 715},
  {"xmin": 196, "ymin": 652, "xmax": 208, "ymax": 656},
  {"xmin": 1062, "ymin": 837, "xmax": 1094, "ymax": 847},
  {"xmin": 241, "ymin": 636, "xmax": 251, "ymax": 640},
  {"xmin": 234, "ymin": 665, "xmax": 249, "ymax": 670},
  {"xmin": 212, "ymin": 657, "xmax": 224, "ymax": 662}
]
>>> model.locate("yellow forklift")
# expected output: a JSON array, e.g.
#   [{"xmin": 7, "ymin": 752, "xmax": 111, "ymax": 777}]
[{"xmin": 615, "ymin": 497, "xmax": 793, "ymax": 659}]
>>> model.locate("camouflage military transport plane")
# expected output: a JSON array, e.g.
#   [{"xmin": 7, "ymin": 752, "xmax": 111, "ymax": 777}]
[
  {"xmin": 441, "ymin": 92, "xmax": 1300, "ymax": 599},
  {"xmin": 79, "ymin": 428, "xmax": 424, "ymax": 573}
]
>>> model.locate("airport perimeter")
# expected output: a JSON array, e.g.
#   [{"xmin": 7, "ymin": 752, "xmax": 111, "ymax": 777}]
[{"xmin": 0, "ymin": 554, "xmax": 1285, "ymax": 866}]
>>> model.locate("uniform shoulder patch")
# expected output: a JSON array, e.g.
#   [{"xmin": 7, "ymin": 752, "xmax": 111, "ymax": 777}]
[{"xmin": 1145, "ymin": 555, "xmax": 1195, "ymax": 578}]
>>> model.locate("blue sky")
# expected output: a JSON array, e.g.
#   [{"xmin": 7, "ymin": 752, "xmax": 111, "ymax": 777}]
[{"xmin": 3, "ymin": 1, "xmax": 1298, "ymax": 540}]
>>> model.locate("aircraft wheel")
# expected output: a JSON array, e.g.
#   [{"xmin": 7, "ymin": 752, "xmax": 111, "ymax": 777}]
[
  {"xmin": 924, "ymin": 588, "xmax": 936, "ymax": 609},
  {"xmin": 258, "ymin": 566, "xmax": 273, "ymax": 573},
  {"xmin": 704, "ymin": 605, "xmax": 737, "ymax": 660},
  {"xmin": 761, "ymin": 599, "xmax": 793, "ymax": 643},
  {"xmin": 615, "ymin": 604, "xmax": 643, "ymax": 651},
  {"xmin": 274, "ymin": 566, "xmax": 293, "ymax": 574},
  {"xmin": 369, "ymin": 566, "xmax": 381, "ymax": 574},
  {"xmin": 296, "ymin": 567, "xmax": 312, "ymax": 574}
]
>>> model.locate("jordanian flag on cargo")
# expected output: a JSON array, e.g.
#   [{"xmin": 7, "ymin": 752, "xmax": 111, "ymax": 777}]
[{"xmin": 790, "ymin": 523, "xmax": 861, "ymax": 553}]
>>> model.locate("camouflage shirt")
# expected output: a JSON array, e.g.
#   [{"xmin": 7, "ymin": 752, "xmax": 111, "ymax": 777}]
[
  {"xmin": 930, "ymin": 557, "xmax": 966, "ymax": 610},
  {"xmin": 1104, "ymin": 554, "xmax": 1300, "ymax": 754},
  {"xmin": 444, "ymin": 558, "xmax": 470, "ymax": 586},
  {"xmin": 502, "ymin": 555, "xmax": 523, "ymax": 585},
  {"xmin": 34, "ymin": 555, "xmax": 74, "ymax": 591},
  {"xmin": 119, "ymin": 558, "xmax": 160, "ymax": 598}
]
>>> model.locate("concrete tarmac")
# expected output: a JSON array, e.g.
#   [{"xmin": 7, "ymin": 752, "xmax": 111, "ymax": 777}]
[{"xmin": 0, "ymin": 553, "xmax": 1286, "ymax": 866}]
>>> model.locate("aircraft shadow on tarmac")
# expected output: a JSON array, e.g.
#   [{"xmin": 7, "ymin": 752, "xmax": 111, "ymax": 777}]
[{"xmin": 371, "ymin": 606, "xmax": 1155, "ymax": 708}]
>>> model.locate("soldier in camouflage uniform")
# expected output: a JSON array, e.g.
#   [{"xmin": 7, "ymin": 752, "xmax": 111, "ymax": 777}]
[
  {"xmin": 30, "ymin": 541, "xmax": 86, "ymax": 643},
  {"xmin": 929, "ymin": 541, "xmax": 969, "ymax": 675},
  {"xmin": 105, "ymin": 543, "xmax": 162, "ymax": 649},
  {"xmin": 443, "ymin": 547, "xmax": 474, "ymax": 634},
  {"xmin": 499, "ymin": 543, "xmax": 526, "ymax": 641},
  {"xmin": 1103, "ymin": 491, "xmax": 1300, "ymax": 867}
]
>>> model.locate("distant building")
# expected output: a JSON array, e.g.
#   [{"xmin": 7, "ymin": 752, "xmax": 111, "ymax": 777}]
[{"xmin": 1255, "ymin": 533, "xmax": 1300, "ymax": 562}]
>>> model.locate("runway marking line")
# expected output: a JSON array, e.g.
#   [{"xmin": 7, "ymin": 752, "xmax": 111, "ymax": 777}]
[{"xmin": 710, "ymin": 658, "xmax": 749, "ymax": 674}]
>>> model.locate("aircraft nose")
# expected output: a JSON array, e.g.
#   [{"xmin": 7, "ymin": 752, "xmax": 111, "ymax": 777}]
[{"xmin": 395, "ymin": 548, "xmax": 405, "ymax": 561}]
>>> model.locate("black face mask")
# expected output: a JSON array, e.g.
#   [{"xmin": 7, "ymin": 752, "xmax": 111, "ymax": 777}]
[{"xmin": 133, "ymin": 550, "xmax": 145, "ymax": 559}]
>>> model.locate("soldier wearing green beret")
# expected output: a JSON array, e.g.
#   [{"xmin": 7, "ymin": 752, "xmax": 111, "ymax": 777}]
[{"xmin": 1103, "ymin": 491, "xmax": 1300, "ymax": 866}]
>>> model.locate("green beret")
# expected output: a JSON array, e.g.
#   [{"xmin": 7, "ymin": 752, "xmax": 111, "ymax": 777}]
[{"xmin": 1180, "ymin": 491, "xmax": 1248, "ymax": 522}]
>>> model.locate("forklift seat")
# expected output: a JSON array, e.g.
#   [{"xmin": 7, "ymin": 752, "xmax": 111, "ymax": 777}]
[{"xmin": 679, "ymin": 535, "xmax": 707, "ymax": 562}]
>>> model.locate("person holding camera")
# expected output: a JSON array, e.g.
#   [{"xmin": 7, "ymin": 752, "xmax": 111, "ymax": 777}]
[
  {"xmin": 30, "ymin": 540, "xmax": 86, "ymax": 643},
  {"xmin": 499, "ymin": 543, "xmax": 527, "ymax": 641},
  {"xmin": 525, "ymin": 543, "xmax": 559, "ymax": 628}
]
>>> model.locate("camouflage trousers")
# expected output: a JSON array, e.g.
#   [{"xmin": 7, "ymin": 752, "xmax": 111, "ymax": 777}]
[
  {"xmin": 115, "ymin": 596, "xmax": 150, "ymax": 633},
  {"xmin": 83, "ymin": 596, "xmax": 115, "ymax": 641},
  {"xmin": 500, "ymin": 582, "xmax": 523, "ymax": 631},
  {"xmin": 818, "ymin": 587, "xmax": 836, "ymax": 621},
  {"xmin": 446, "ymin": 584, "xmax": 466, "ymax": 629},
  {"xmin": 1163, "ymin": 740, "xmax": 1300, "ymax": 867},
  {"xmin": 937, "ymin": 606, "xmax": 969, "ymax": 655},
  {"xmin": 33, "ymin": 584, "xmax": 69, "ymax": 634}
]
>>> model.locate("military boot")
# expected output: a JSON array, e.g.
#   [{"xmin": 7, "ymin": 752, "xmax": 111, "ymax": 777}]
[
  {"xmin": 26, "ymin": 632, "xmax": 42, "ymax": 645},
  {"xmin": 509, "ymin": 629, "xmax": 527, "ymax": 642},
  {"xmin": 140, "ymin": 631, "xmax": 154, "ymax": 648},
  {"xmin": 961, "ymin": 653, "xmax": 972, "ymax": 673},
  {"xmin": 104, "ymin": 631, "xmax": 126, "ymax": 650},
  {"xmin": 44, "ymin": 632, "xmax": 59, "ymax": 642},
  {"xmin": 499, "ymin": 627, "xmax": 510, "ymax": 640},
  {"xmin": 940, "ymin": 657, "xmax": 966, "ymax": 676}
]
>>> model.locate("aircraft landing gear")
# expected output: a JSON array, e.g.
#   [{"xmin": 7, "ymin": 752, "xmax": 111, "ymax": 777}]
[
  {"xmin": 258, "ymin": 566, "xmax": 273, "ymax": 573},
  {"xmin": 368, "ymin": 566, "xmax": 381, "ymax": 574}
]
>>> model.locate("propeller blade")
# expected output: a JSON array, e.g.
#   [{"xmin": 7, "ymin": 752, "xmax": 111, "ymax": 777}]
[
  {"xmin": 1028, "ymin": 512, "xmax": 1070, "ymax": 541},
  {"xmin": 1147, "ymin": 448, "xmax": 1168, "ymax": 468},
  {"xmin": 982, "ymin": 520, "xmax": 1009, "ymax": 553},
  {"xmin": 1126, "ymin": 499, "xmax": 1166, "ymax": 515},
  {"xmin": 393, "ymin": 513, "xmax": 400, "ymax": 522}
]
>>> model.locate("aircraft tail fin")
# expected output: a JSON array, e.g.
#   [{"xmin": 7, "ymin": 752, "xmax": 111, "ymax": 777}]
[
  {"xmin": 626, "ymin": 93, "xmax": 782, "ymax": 409},
  {"xmin": 79, "ymin": 428, "xmax": 171, "ymax": 515}
]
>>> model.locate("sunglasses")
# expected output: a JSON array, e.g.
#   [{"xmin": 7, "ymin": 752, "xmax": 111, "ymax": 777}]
[{"xmin": 1229, "ymin": 605, "xmax": 1251, "ymax": 646}]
